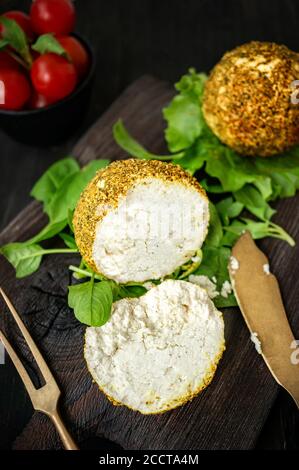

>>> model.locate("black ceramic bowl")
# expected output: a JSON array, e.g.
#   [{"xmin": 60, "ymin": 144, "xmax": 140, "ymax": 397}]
[{"xmin": 0, "ymin": 34, "xmax": 95, "ymax": 146}]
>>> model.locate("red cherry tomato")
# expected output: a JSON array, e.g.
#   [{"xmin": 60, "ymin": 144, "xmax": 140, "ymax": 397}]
[
  {"xmin": 30, "ymin": 0, "xmax": 75, "ymax": 36},
  {"xmin": 0, "ymin": 11, "xmax": 35, "ymax": 40},
  {"xmin": 0, "ymin": 51, "xmax": 20, "ymax": 69},
  {"xmin": 58, "ymin": 36, "xmax": 89, "ymax": 80},
  {"xmin": 30, "ymin": 53, "xmax": 77, "ymax": 102},
  {"xmin": 29, "ymin": 91, "xmax": 53, "ymax": 109},
  {"xmin": 0, "ymin": 68, "xmax": 31, "ymax": 110}
]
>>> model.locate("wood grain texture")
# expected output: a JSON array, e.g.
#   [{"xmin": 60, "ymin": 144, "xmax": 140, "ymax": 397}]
[{"xmin": 0, "ymin": 76, "xmax": 298, "ymax": 450}]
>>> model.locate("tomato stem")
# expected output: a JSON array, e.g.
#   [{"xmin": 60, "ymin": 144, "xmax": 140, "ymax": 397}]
[{"xmin": 7, "ymin": 50, "xmax": 29, "ymax": 70}]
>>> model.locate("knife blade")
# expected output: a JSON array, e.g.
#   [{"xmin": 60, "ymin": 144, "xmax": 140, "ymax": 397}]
[{"xmin": 228, "ymin": 231, "xmax": 299, "ymax": 408}]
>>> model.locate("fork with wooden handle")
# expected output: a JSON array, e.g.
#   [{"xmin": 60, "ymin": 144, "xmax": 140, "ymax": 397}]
[{"xmin": 0, "ymin": 287, "xmax": 79, "ymax": 450}]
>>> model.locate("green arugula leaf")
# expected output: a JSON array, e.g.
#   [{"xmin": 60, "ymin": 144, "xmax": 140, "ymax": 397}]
[
  {"xmin": 32, "ymin": 34, "xmax": 68, "ymax": 58},
  {"xmin": 200, "ymin": 179, "xmax": 225, "ymax": 193},
  {"xmin": 223, "ymin": 218, "xmax": 295, "ymax": 246},
  {"xmin": 270, "ymin": 172, "xmax": 299, "ymax": 199},
  {"xmin": 205, "ymin": 203, "xmax": 223, "ymax": 247},
  {"xmin": 194, "ymin": 245, "xmax": 229, "ymax": 281},
  {"xmin": 113, "ymin": 120, "xmax": 183, "ymax": 160},
  {"xmin": 234, "ymin": 185, "xmax": 276, "ymax": 221},
  {"xmin": 31, "ymin": 158, "xmax": 80, "ymax": 207},
  {"xmin": 193, "ymin": 245, "xmax": 237, "ymax": 308},
  {"xmin": 222, "ymin": 220, "xmax": 272, "ymax": 246},
  {"xmin": 252, "ymin": 177, "xmax": 273, "ymax": 200},
  {"xmin": 0, "ymin": 16, "xmax": 31, "ymax": 66},
  {"xmin": 175, "ymin": 139, "xmax": 208, "ymax": 174},
  {"xmin": 0, "ymin": 243, "xmax": 43, "ymax": 278},
  {"xmin": 175, "ymin": 68, "xmax": 207, "ymax": 98},
  {"xmin": 216, "ymin": 197, "xmax": 244, "ymax": 226},
  {"xmin": 254, "ymin": 145, "xmax": 299, "ymax": 172},
  {"xmin": 271, "ymin": 172, "xmax": 299, "ymax": 200},
  {"xmin": 68, "ymin": 278, "xmax": 113, "ymax": 326},
  {"xmin": 204, "ymin": 146, "xmax": 271, "ymax": 193},
  {"xmin": 163, "ymin": 95, "xmax": 204, "ymax": 152},
  {"xmin": 164, "ymin": 70, "xmax": 207, "ymax": 152},
  {"xmin": 214, "ymin": 293, "xmax": 238, "ymax": 308}
]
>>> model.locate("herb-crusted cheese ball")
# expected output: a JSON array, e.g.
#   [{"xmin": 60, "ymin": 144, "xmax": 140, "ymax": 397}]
[
  {"xmin": 85, "ymin": 280, "xmax": 225, "ymax": 414},
  {"xmin": 202, "ymin": 41, "xmax": 299, "ymax": 156},
  {"xmin": 73, "ymin": 159, "xmax": 209, "ymax": 283}
]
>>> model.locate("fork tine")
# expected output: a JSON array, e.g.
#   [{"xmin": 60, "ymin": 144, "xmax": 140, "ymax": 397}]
[
  {"xmin": 0, "ymin": 329, "xmax": 36, "ymax": 399},
  {"xmin": 0, "ymin": 287, "xmax": 54, "ymax": 383}
]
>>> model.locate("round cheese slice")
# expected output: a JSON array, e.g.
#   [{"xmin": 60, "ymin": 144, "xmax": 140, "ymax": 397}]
[
  {"xmin": 73, "ymin": 159, "xmax": 209, "ymax": 284},
  {"xmin": 85, "ymin": 279, "xmax": 225, "ymax": 414}
]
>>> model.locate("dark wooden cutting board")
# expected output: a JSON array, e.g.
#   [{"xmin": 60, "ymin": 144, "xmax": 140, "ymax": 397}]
[{"xmin": 0, "ymin": 76, "xmax": 299, "ymax": 450}]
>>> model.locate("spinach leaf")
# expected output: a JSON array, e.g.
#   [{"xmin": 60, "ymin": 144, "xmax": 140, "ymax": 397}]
[
  {"xmin": 31, "ymin": 158, "xmax": 80, "ymax": 207},
  {"xmin": 113, "ymin": 120, "xmax": 183, "ymax": 160},
  {"xmin": 0, "ymin": 243, "xmax": 43, "ymax": 278},
  {"xmin": 46, "ymin": 159, "xmax": 109, "ymax": 223},
  {"xmin": 68, "ymin": 209, "xmax": 75, "ymax": 233},
  {"xmin": 27, "ymin": 220, "xmax": 68, "ymax": 244},
  {"xmin": 68, "ymin": 278, "xmax": 113, "ymax": 326},
  {"xmin": 59, "ymin": 233, "xmax": 77, "ymax": 249},
  {"xmin": 115, "ymin": 284, "xmax": 147, "ymax": 300},
  {"xmin": 1, "ymin": 243, "xmax": 78, "ymax": 278}
]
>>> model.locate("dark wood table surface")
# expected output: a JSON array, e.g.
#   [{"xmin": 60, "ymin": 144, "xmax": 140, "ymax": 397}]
[{"xmin": 0, "ymin": 0, "xmax": 298, "ymax": 450}]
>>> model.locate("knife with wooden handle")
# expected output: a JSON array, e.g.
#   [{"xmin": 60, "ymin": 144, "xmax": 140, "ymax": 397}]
[{"xmin": 228, "ymin": 231, "xmax": 299, "ymax": 408}]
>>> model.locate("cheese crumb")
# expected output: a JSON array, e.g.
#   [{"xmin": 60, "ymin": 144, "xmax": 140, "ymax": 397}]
[
  {"xmin": 230, "ymin": 256, "xmax": 239, "ymax": 272},
  {"xmin": 97, "ymin": 179, "xmax": 106, "ymax": 189},
  {"xmin": 189, "ymin": 276, "xmax": 234, "ymax": 300},
  {"xmin": 188, "ymin": 275, "xmax": 219, "ymax": 299},
  {"xmin": 263, "ymin": 263, "xmax": 270, "ymax": 275},
  {"xmin": 250, "ymin": 332, "xmax": 262, "ymax": 354},
  {"xmin": 143, "ymin": 281, "xmax": 155, "ymax": 290},
  {"xmin": 221, "ymin": 280, "xmax": 232, "ymax": 298}
]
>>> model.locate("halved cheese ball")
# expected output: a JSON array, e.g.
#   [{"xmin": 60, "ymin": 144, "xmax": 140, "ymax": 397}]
[
  {"xmin": 73, "ymin": 159, "xmax": 209, "ymax": 283},
  {"xmin": 85, "ymin": 279, "xmax": 225, "ymax": 414}
]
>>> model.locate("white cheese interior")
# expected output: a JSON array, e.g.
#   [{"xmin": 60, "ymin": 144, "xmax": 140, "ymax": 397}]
[
  {"xmin": 85, "ymin": 280, "xmax": 225, "ymax": 414},
  {"xmin": 92, "ymin": 178, "xmax": 209, "ymax": 283}
]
